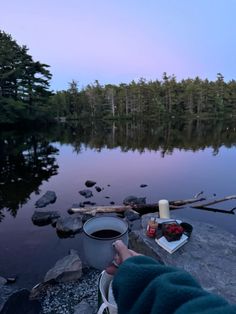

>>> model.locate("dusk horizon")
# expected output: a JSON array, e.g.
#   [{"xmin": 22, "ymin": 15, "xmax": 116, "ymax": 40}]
[{"xmin": 1, "ymin": 0, "xmax": 236, "ymax": 91}]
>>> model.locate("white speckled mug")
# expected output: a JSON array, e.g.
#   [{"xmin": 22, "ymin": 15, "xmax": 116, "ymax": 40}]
[{"xmin": 83, "ymin": 216, "xmax": 129, "ymax": 270}]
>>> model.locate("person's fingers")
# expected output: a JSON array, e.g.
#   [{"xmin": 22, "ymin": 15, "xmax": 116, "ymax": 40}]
[
  {"xmin": 113, "ymin": 240, "xmax": 133, "ymax": 261},
  {"xmin": 106, "ymin": 264, "xmax": 117, "ymax": 275},
  {"xmin": 129, "ymin": 249, "xmax": 142, "ymax": 257}
]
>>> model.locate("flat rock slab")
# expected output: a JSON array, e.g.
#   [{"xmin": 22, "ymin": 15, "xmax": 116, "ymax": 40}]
[{"xmin": 129, "ymin": 213, "xmax": 236, "ymax": 304}]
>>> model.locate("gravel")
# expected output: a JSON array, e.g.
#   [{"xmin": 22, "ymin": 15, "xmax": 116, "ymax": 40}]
[{"xmin": 41, "ymin": 269, "xmax": 101, "ymax": 314}]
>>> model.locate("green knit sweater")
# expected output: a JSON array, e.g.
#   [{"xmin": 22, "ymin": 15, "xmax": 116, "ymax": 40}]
[{"xmin": 112, "ymin": 256, "xmax": 236, "ymax": 314}]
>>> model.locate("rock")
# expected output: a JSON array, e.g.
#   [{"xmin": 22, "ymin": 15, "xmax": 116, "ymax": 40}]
[
  {"xmin": 0, "ymin": 277, "xmax": 7, "ymax": 286},
  {"xmin": 0, "ymin": 289, "xmax": 42, "ymax": 314},
  {"xmin": 73, "ymin": 300, "xmax": 93, "ymax": 314},
  {"xmin": 56, "ymin": 216, "xmax": 82, "ymax": 235},
  {"xmin": 105, "ymin": 196, "xmax": 110, "ymax": 199},
  {"xmin": 140, "ymin": 184, "xmax": 148, "ymax": 188},
  {"xmin": 82, "ymin": 213, "xmax": 94, "ymax": 223},
  {"xmin": 79, "ymin": 189, "xmax": 93, "ymax": 198},
  {"xmin": 6, "ymin": 277, "xmax": 17, "ymax": 284},
  {"xmin": 35, "ymin": 191, "xmax": 57, "ymax": 208},
  {"xmin": 124, "ymin": 209, "xmax": 140, "ymax": 221},
  {"xmin": 83, "ymin": 201, "xmax": 96, "ymax": 206},
  {"xmin": 129, "ymin": 212, "xmax": 236, "ymax": 304},
  {"xmin": 123, "ymin": 195, "xmax": 146, "ymax": 205},
  {"xmin": 44, "ymin": 250, "xmax": 82, "ymax": 283},
  {"xmin": 110, "ymin": 201, "xmax": 115, "ymax": 205},
  {"xmin": 95, "ymin": 186, "xmax": 102, "ymax": 192},
  {"xmin": 85, "ymin": 180, "xmax": 96, "ymax": 188},
  {"xmin": 32, "ymin": 211, "xmax": 60, "ymax": 226}
]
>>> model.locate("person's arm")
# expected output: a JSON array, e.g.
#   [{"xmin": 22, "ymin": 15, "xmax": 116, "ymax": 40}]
[{"xmin": 112, "ymin": 255, "xmax": 236, "ymax": 314}]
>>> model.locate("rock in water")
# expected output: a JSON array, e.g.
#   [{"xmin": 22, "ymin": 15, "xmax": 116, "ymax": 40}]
[
  {"xmin": 32, "ymin": 211, "xmax": 60, "ymax": 226},
  {"xmin": 85, "ymin": 180, "xmax": 96, "ymax": 187},
  {"xmin": 140, "ymin": 184, "xmax": 148, "ymax": 188},
  {"xmin": 79, "ymin": 189, "xmax": 93, "ymax": 198},
  {"xmin": 44, "ymin": 250, "xmax": 82, "ymax": 283},
  {"xmin": 56, "ymin": 216, "xmax": 82, "ymax": 235},
  {"xmin": 35, "ymin": 191, "xmax": 57, "ymax": 208},
  {"xmin": 124, "ymin": 209, "xmax": 140, "ymax": 221},
  {"xmin": 123, "ymin": 195, "xmax": 146, "ymax": 205},
  {"xmin": 0, "ymin": 289, "xmax": 42, "ymax": 314},
  {"xmin": 95, "ymin": 186, "xmax": 102, "ymax": 192}
]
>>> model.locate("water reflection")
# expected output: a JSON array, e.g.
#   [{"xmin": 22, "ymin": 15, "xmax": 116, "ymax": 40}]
[
  {"xmin": 1, "ymin": 118, "xmax": 236, "ymax": 221},
  {"xmin": 0, "ymin": 130, "xmax": 59, "ymax": 220},
  {"xmin": 59, "ymin": 118, "xmax": 236, "ymax": 155}
]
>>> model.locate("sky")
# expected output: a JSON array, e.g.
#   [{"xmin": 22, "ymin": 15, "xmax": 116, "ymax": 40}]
[{"xmin": 1, "ymin": 0, "xmax": 236, "ymax": 91}]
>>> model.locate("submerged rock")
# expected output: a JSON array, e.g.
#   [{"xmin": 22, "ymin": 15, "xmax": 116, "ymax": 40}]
[
  {"xmin": 140, "ymin": 184, "xmax": 148, "ymax": 188},
  {"xmin": 79, "ymin": 189, "xmax": 93, "ymax": 198},
  {"xmin": 85, "ymin": 180, "xmax": 96, "ymax": 188},
  {"xmin": 32, "ymin": 211, "xmax": 60, "ymax": 226},
  {"xmin": 95, "ymin": 186, "xmax": 102, "ymax": 192},
  {"xmin": 35, "ymin": 191, "xmax": 57, "ymax": 208},
  {"xmin": 44, "ymin": 249, "xmax": 82, "ymax": 283},
  {"xmin": 56, "ymin": 216, "xmax": 82, "ymax": 235},
  {"xmin": 123, "ymin": 195, "xmax": 146, "ymax": 205}
]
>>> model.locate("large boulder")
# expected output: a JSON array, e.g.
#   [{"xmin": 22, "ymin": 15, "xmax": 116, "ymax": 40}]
[
  {"xmin": 44, "ymin": 249, "xmax": 82, "ymax": 283},
  {"xmin": 35, "ymin": 191, "xmax": 57, "ymax": 208},
  {"xmin": 31, "ymin": 211, "xmax": 60, "ymax": 226},
  {"xmin": 129, "ymin": 212, "xmax": 236, "ymax": 304},
  {"xmin": 56, "ymin": 216, "xmax": 82, "ymax": 235}
]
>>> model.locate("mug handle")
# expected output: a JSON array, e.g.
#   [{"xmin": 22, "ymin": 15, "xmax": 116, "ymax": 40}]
[{"xmin": 97, "ymin": 302, "xmax": 109, "ymax": 314}]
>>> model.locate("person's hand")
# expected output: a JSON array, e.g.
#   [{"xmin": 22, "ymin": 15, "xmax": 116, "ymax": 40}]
[{"xmin": 106, "ymin": 240, "xmax": 141, "ymax": 275}]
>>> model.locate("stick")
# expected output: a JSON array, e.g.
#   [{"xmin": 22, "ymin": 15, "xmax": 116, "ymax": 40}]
[
  {"xmin": 169, "ymin": 197, "xmax": 206, "ymax": 206},
  {"xmin": 191, "ymin": 195, "xmax": 236, "ymax": 208}
]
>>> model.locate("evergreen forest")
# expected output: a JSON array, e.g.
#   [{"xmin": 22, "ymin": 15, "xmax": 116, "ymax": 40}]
[{"xmin": 1, "ymin": 30, "xmax": 236, "ymax": 125}]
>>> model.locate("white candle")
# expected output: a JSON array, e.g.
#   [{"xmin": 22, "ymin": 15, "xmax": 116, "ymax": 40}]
[{"xmin": 158, "ymin": 199, "xmax": 170, "ymax": 218}]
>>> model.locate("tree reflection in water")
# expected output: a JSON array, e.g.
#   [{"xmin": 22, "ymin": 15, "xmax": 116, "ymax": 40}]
[
  {"xmin": 1, "ymin": 117, "xmax": 236, "ymax": 221},
  {"xmin": 0, "ymin": 130, "xmax": 59, "ymax": 221}
]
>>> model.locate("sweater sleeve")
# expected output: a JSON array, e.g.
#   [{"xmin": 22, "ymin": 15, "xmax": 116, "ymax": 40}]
[{"xmin": 112, "ymin": 255, "xmax": 236, "ymax": 314}]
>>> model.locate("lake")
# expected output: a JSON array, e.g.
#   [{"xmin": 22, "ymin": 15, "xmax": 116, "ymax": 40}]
[{"xmin": 1, "ymin": 118, "xmax": 236, "ymax": 288}]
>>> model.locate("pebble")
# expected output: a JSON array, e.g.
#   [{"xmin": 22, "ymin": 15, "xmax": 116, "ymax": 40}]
[{"xmin": 41, "ymin": 269, "xmax": 100, "ymax": 314}]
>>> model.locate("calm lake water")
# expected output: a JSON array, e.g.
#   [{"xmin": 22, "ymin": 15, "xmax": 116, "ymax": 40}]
[{"xmin": 1, "ymin": 118, "xmax": 236, "ymax": 288}]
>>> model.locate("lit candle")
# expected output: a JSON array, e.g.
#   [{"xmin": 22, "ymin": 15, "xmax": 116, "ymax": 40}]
[{"xmin": 158, "ymin": 199, "xmax": 170, "ymax": 218}]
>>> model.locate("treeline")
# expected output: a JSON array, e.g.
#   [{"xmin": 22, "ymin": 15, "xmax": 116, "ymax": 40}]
[
  {"xmin": 0, "ymin": 31, "xmax": 52, "ymax": 124},
  {"xmin": 2, "ymin": 30, "xmax": 236, "ymax": 125},
  {"xmin": 50, "ymin": 74, "xmax": 236, "ymax": 120}
]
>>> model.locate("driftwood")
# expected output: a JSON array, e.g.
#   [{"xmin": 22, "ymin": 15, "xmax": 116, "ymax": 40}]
[
  {"xmin": 69, "ymin": 197, "xmax": 205, "ymax": 216},
  {"xmin": 191, "ymin": 195, "xmax": 236, "ymax": 208},
  {"xmin": 69, "ymin": 205, "xmax": 131, "ymax": 215},
  {"xmin": 68, "ymin": 195, "xmax": 236, "ymax": 216}
]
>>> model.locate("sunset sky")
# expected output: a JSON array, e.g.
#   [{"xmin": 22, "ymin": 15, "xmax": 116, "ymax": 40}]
[{"xmin": 1, "ymin": 0, "xmax": 236, "ymax": 90}]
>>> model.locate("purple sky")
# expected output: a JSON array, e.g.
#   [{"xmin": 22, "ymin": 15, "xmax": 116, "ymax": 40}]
[{"xmin": 1, "ymin": 0, "xmax": 236, "ymax": 90}]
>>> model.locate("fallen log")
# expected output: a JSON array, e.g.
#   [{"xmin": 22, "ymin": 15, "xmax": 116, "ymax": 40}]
[
  {"xmin": 69, "ymin": 197, "xmax": 206, "ymax": 216},
  {"xmin": 69, "ymin": 205, "xmax": 131, "ymax": 215},
  {"xmin": 191, "ymin": 195, "xmax": 236, "ymax": 209}
]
